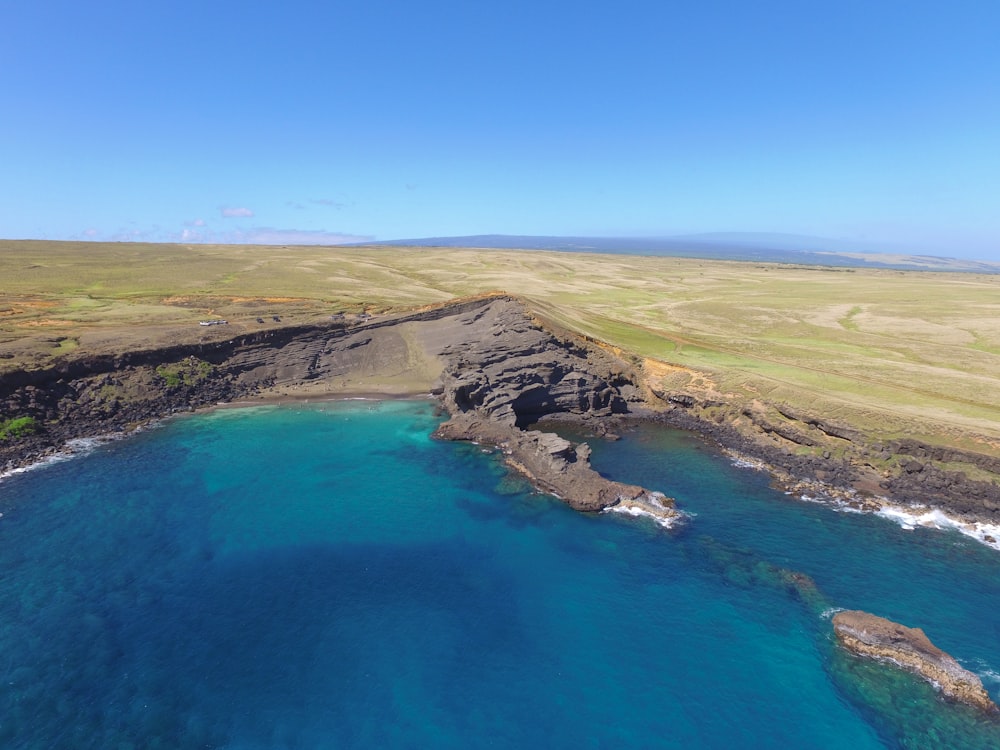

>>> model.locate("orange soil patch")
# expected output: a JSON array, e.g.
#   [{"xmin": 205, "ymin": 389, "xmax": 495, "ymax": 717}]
[
  {"xmin": 0, "ymin": 299, "xmax": 59, "ymax": 315},
  {"xmin": 643, "ymin": 358, "xmax": 697, "ymax": 379},
  {"xmin": 229, "ymin": 296, "xmax": 311, "ymax": 303},
  {"xmin": 20, "ymin": 319, "xmax": 78, "ymax": 327},
  {"xmin": 162, "ymin": 295, "xmax": 310, "ymax": 305}
]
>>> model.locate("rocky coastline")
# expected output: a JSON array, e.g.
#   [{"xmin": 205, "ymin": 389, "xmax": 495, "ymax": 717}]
[
  {"xmin": 645, "ymin": 402, "xmax": 1000, "ymax": 530},
  {"xmin": 2, "ymin": 294, "xmax": 1000, "ymax": 532},
  {"xmin": 832, "ymin": 610, "xmax": 998, "ymax": 713},
  {"xmin": 0, "ymin": 296, "xmax": 676, "ymax": 520}
]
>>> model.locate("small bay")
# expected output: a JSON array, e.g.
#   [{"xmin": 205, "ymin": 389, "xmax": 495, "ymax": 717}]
[{"xmin": 1, "ymin": 401, "xmax": 997, "ymax": 748}]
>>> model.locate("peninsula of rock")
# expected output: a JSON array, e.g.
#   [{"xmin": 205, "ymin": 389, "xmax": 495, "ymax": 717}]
[
  {"xmin": 832, "ymin": 610, "xmax": 997, "ymax": 713},
  {"xmin": 0, "ymin": 295, "xmax": 677, "ymax": 520},
  {"xmin": 3, "ymin": 293, "xmax": 1000, "ymax": 529}
]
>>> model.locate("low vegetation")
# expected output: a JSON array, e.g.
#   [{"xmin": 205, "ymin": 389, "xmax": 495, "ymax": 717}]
[
  {"xmin": 2, "ymin": 239, "xmax": 1000, "ymax": 458},
  {"xmin": 0, "ymin": 416, "xmax": 38, "ymax": 441},
  {"xmin": 155, "ymin": 359, "xmax": 214, "ymax": 388}
]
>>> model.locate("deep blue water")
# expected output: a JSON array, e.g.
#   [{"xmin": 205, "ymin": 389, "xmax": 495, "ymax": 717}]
[{"xmin": 1, "ymin": 401, "xmax": 998, "ymax": 749}]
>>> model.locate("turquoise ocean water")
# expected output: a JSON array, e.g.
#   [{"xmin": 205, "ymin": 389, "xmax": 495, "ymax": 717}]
[{"xmin": 1, "ymin": 400, "xmax": 998, "ymax": 749}]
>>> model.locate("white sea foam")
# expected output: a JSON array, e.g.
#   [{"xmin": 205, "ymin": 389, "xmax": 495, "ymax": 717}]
[
  {"xmin": 797, "ymin": 493, "xmax": 866, "ymax": 514},
  {"xmin": 874, "ymin": 504, "xmax": 1000, "ymax": 551},
  {"xmin": 725, "ymin": 449, "xmax": 1000, "ymax": 552},
  {"xmin": 977, "ymin": 669, "xmax": 1000, "ymax": 686},
  {"xmin": 0, "ymin": 432, "xmax": 130, "ymax": 484},
  {"xmin": 603, "ymin": 503, "xmax": 687, "ymax": 530},
  {"xmin": 815, "ymin": 496, "xmax": 1000, "ymax": 551},
  {"xmin": 0, "ymin": 451, "xmax": 74, "ymax": 482},
  {"xmin": 820, "ymin": 607, "xmax": 845, "ymax": 620},
  {"xmin": 730, "ymin": 455, "xmax": 766, "ymax": 471}
]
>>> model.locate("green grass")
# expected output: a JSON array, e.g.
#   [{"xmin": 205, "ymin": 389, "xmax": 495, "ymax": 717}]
[
  {"xmin": 155, "ymin": 359, "xmax": 213, "ymax": 387},
  {"xmin": 4, "ymin": 239, "xmax": 1000, "ymax": 453},
  {"xmin": 0, "ymin": 416, "xmax": 38, "ymax": 441},
  {"xmin": 838, "ymin": 305, "xmax": 863, "ymax": 331}
]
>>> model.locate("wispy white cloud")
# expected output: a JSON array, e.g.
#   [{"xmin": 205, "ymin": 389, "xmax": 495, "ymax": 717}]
[
  {"xmin": 108, "ymin": 227, "xmax": 153, "ymax": 242},
  {"xmin": 224, "ymin": 227, "xmax": 372, "ymax": 245},
  {"xmin": 309, "ymin": 198, "xmax": 345, "ymax": 208},
  {"xmin": 285, "ymin": 198, "xmax": 348, "ymax": 210},
  {"xmin": 220, "ymin": 206, "xmax": 254, "ymax": 218},
  {"xmin": 73, "ymin": 223, "xmax": 373, "ymax": 246}
]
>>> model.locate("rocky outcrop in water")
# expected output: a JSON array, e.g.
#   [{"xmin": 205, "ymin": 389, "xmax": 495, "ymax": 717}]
[
  {"xmin": 1, "ymin": 295, "xmax": 676, "ymax": 520},
  {"xmin": 435, "ymin": 414, "xmax": 673, "ymax": 515},
  {"xmin": 429, "ymin": 297, "xmax": 677, "ymax": 517},
  {"xmin": 5, "ymin": 291, "xmax": 999, "ymax": 527},
  {"xmin": 832, "ymin": 610, "xmax": 997, "ymax": 713}
]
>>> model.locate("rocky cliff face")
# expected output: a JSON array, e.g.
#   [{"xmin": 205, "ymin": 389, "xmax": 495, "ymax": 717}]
[
  {"xmin": 433, "ymin": 299, "xmax": 641, "ymax": 427},
  {"xmin": 0, "ymin": 295, "xmax": 676, "ymax": 519},
  {"xmin": 833, "ymin": 610, "xmax": 997, "ymax": 713},
  {"xmin": 428, "ymin": 297, "xmax": 677, "ymax": 517},
  {"xmin": 5, "ymin": 292, "xmax": 998, "ymax": 526}
]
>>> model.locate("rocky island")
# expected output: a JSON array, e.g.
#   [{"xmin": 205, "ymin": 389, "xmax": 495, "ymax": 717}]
[{"xmin": 832, "ymin": 610, "xmax": 998, "ymax": 713}]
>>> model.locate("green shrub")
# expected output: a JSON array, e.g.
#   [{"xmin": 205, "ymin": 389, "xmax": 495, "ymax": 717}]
[
  {"xmin": 155, "ymin": 359, "xmax": 213, "ymax": 387},
  {"xmin": 0, "ymin": 416, "xmax": 38, "ymax": 441}
]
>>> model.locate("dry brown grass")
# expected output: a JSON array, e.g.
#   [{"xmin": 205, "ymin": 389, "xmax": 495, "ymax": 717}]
[{"xmin": 3, "ymin": 239, "xmax": 1000, "ymax": 453}]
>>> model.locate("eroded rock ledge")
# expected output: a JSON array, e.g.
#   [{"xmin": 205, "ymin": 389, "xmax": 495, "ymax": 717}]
[
  {"xmin": 429, "ymin": 297, "xmax": 677, "ymax": 518},
  {"xmin": 0, "ymin": 295, "xmax": 677, "ymax": 521},
  {"xmin": 435, "ymin": 413, "xmax": 671, "ymax": 515},
  {"xmin": 5, "ymin": 291, "xmax": 997, "ymax": 527},
  {"xmin": 654, "ymin": 402, "xmax": 1000, "ymax": 528},
  {"xmin": 832, "ymin": 610, "xmax": 997, "ymax": 713}
]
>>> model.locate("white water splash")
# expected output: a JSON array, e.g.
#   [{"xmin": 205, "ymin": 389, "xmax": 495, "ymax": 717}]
[
  {"xmin": 726, "ymin": 449, "xmax": 1000, "ymax": 552},
  {"xmin": 0, "ymin": 432, "xmax": 132, "ymax": 484},
  {"xmin": 875, "ymin": 504, "xmax": 1000, "ymax": 551},
  {"xmin": 977, "ymin": 669, "xmax": 1000, "ymax": 687},
  {"xmin": 603, "ymin": 501, "xmax": 688, "ymax": 530}
]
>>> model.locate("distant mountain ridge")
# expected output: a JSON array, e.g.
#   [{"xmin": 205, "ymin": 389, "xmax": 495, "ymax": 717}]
[{"xmin": 359, "ymin": 233, "xmax": 1000, "ymax": 273}]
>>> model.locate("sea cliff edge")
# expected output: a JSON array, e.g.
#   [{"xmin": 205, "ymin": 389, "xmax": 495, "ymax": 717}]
[{"xmin": 2, "ymin": 295, "xmax": 1000, "ymax": 530}]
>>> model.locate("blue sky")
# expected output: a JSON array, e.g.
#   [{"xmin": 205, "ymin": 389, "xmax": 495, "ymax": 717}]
[{"xmin": 2, "ymin": 1, "xmax": 999, "ymax": 258}]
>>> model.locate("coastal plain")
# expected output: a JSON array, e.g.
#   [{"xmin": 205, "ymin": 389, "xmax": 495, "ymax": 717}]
[
  {"xmin": 4, "ymin": 238, "xmax": 1000, "ymax": 742},
  {"xmin": 5, "ymin": 239, "xmax": 1000, "ymax": 441},
  {"xmin": 4, "ymin": 238, "xmax": 1000, "ymax": 521}
]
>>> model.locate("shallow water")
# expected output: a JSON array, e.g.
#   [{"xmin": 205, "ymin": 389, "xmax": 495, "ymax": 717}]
[{"xmin": 1, "ymin": 402, "xmax": 997, "ymax": 748}]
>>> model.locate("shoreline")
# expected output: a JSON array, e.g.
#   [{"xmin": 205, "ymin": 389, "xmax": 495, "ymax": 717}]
[
  {"xmin": 213, "ymin": 389, "xmax": 439, "ymax": 409},
  {"xmin": 0, "ymin": 391, "xmax": 439, "ymax": 484},
  {"xmin": 2, "ymin": 293, "xmax": 999, "ymax": 543},
  {"xmin": 5, "ymin": 391, "xmax": 999, "ymax": 553},
  {"xmin": 539, "ymin": 412, "xmax": 1000, "ymax": 552},
  {"xmin": 721, "ymin": 447, "xmax": 1000, "ymax": 552}
]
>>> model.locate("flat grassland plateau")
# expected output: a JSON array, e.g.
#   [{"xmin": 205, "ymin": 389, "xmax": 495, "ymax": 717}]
[{"xmin": 3, "ymin": 239, "xmax": 1000, "ymax": 522}]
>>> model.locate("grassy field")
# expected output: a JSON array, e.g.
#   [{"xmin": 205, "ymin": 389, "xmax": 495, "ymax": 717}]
[{"xmin": 3, "ymin": 239, "xmax": 1000, "ymax": 452}]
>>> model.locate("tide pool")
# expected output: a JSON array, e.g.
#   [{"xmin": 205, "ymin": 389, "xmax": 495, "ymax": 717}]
[{"xmin": 1, "ymin": 401, "xmax": 997, "ymax": 748}]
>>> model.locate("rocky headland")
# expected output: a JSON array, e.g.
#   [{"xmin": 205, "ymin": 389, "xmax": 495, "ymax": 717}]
[
  {"xmin": 3, "ymin": 293, "xmax": 1000, "ymax": 530},
  {"xmin": 0, "ymin": 295, "xmax": 676, "ymax": 520},
  {"xmin": 832, "ymin": 610, "xmax": 998, "ymax": 713},
  {"xmin": 427, "ymin": 300, "xmax": 675, "ymax": 518}
]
